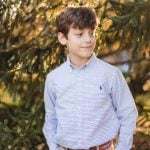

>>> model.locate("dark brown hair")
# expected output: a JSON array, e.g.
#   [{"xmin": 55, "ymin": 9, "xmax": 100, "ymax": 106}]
[{"xmin": 56, "ymin": 7, "xmax": 97, "ymax": 38}]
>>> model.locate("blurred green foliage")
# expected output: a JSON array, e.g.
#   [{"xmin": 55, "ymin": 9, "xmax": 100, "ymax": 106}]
[
  {"xmin": 0, "ymin": 0, "xmax": 150, "ymax": 149},
  {"xmin": 0, "ymin": 103, "xmax": 45, "ymax": 150}
]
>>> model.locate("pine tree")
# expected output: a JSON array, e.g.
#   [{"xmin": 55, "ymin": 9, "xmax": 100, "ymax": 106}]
[{"xmin": 0, "ymin": 0, "xmax": 149, "ymax": 149}]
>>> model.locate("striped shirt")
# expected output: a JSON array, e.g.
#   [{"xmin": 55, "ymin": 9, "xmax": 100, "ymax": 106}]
[{"xmin": 43, "ymin": 53, "xmax": 138, "ymax": 150}]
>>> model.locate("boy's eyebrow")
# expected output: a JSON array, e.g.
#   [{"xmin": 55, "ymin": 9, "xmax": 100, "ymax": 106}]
[
  {"xmin": 70, "ymin": 28, "xmax": 83, "ymax": 32},
  {"xmin": 71, "ymin": 28, "xmax": 94, "ymax": 32}
]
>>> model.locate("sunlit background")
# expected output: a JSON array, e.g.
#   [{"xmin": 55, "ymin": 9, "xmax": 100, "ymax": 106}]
[{"xmin": 0, "ymin": 0, "xmax": 149, "ymax": 149}]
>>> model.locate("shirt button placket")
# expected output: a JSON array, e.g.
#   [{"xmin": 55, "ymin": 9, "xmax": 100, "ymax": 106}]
[
  {"xmin": 78, "ymin": 70, "xmax": 83, "ymax": 147},
  {"xmin": 81, "ymin": 69, "xmax": 86, "ymax": 147},
  {"xmin": 80, "ymin": 70, "xmax": 84, "ymax": 147}
]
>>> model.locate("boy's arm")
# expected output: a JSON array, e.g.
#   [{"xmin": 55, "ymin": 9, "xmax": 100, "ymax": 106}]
[
  {"xmin": 111, "ymin": 68, "xmax": 138, "ymax": 150},
  {"xmin": 43, "ymin": 75, "xmax": 58, "ymax": 150}
]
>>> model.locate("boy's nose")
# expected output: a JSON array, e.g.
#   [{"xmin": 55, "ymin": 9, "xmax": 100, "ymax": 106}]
[{"xmin": 84, "ymin": 34, "xmax": 92, "ymax": 43}]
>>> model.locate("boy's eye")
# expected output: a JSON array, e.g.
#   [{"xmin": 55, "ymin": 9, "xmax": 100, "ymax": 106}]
[
  {"xmin": 90, "ymin": 32, "xmax": 94, "ymax": 36},
  {"xmin": 75, "ymin": 33, "xmax": 83, "ymax": 36}
]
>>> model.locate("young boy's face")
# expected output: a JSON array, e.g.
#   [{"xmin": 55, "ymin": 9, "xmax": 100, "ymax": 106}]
[{"xmin": 58, "ymin": 27, "xmax": 96, "ymax": 62}]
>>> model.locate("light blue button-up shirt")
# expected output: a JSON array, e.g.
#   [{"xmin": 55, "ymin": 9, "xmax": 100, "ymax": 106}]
[{"xmin": 43, "ymin": 53, "xmax": 138, "ymax": 150}]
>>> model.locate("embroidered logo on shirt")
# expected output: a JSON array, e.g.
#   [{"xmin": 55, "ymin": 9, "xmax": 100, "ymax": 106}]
[
  {"xmin": 100, "ymin": 85, "xmax": 102, "ymax": 91},
  {"xmin": 99, "ymin": 84, "xmax": 106, "ymax": 95}
]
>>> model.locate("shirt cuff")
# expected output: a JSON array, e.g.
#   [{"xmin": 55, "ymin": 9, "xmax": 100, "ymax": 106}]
[{"xmin": 48, "ymin": 142, "xmax": 58, "ymax": 150}]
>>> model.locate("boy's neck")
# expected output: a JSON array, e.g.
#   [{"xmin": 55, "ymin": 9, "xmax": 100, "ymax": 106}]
[{"xmin": 68, "ymin": 54, "xmax": 92, "ymax": 68}]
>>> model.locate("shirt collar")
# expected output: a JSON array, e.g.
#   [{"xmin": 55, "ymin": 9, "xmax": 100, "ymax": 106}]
[{"xmin": 66, "ymin": 53, "xmax": 97, "ymax": 70}]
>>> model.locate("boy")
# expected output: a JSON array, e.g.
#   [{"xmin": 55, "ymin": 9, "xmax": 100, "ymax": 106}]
[{"xmin": 43, "ymin": 7, "xmax": 138, "ymax": 150}]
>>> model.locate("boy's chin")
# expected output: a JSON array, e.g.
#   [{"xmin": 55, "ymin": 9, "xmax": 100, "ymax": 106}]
[
  {"xmin": 80, "ymin": 51, "xmax": 93, "ymax": 57},
  {"xmin": 78, "ymin": 54, "xmax": 92, "ymax": 60}
]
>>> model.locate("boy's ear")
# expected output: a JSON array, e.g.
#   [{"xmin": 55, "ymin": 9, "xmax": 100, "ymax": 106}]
[{"xmin": 57, "ymin": 32, "xmax": 67, "ymax": 45}]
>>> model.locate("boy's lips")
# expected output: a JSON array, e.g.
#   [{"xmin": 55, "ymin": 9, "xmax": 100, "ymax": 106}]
[{"xmin": 81, "ymin": 45, "xmax": 93, "ymax": 48}]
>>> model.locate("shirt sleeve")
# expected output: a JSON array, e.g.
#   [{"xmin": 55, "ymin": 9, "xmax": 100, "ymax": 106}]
[
  {"xmin": 42, "ymin": 74, "xmax": 58, "ymax": 150},
  {"xmin": 111, "ymin": 68, "xmax": 138, "ymax": 150}
]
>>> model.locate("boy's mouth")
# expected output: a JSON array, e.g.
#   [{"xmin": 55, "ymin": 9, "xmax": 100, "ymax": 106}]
[{"xmin": 81, "ymin": 45, "xmax": 93, "ymax": 48}]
